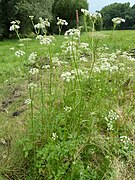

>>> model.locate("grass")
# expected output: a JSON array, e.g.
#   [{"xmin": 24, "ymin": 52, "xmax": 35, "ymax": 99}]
[{"xmin": 0, "ymin": 30, "xmax": 135, "ymax": 180}]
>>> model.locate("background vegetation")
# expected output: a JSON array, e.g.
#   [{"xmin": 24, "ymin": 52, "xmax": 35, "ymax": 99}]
[
  {"xmin": 100, "ymin": 2, "xmax": 135, "ymax": 30},
  {"xmin": 0, "ymin": 1, "xmax": 135, "ymax": 40},
  {"xmin": 0, "ymin": 1, "xmax": 135, "ymax": 179}
]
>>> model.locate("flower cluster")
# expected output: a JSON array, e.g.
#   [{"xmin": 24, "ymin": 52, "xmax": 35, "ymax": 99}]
[
  {"xmin": 24, "ymin": 99, "xmax": 32, "ymax": 105},
  {"xmin": 64, "ymin": 28, "xmax": 80, "ymax": 38},
  {"xmin": 52, "ymin": 57, "xmax": 66, "ymax": 67},
  {"xmin": 79, "ymin": 42, "xmax": 91, "ymax": 56},
  {"xmin": 112, "ymin": 17, "xmax": 125, "ymax": 25},
  {"xmin": 120, "ymin": 51, "xmax": 135, "ymax": 61},
  {"xmin": 34, "ymin": 17, "xmax": 50, "ymax": 29},
  {"xmin": 29, "ymin": 68, "xmax": 39, "ymax": 75},
  {"xmin": 105, "ymin": 110, "xmax": 119, "ymax": 131},
  {"xmin": 89, "ymin": 12, "xmax": 102, "ymax": 22},
  {"xmin": 28, "ymin": 52, "xmax": 37, "ymax": 64},
  {"xmin": 29, "ymin": 16, "xmax": 34, "ymax": 20},
  {"xmin": 52, "ymin": 133, "xmax": 58, "ymax": 140},
  {"xmin": 81, "ymin": 9, "xmax": 102, "ymax": 22},
  {"xmin": 9, "ymin": 20, "xmax": 20, "ymax": 31},
  {"xmin": 57, "ymin": 17, "xmax": 68, "ymax": 26},
  {"xmin": 93, "ymin": 49, "xmax": 126, "ymax": 73},
  {"xmin": 36, "ymin": 35, "xmax": 55, "ymax": 45},
  {"xmin": 64, "ymin": 106, "xmax": 72, "ymax": 112},
  {"xmin": 80, "ymin": 42, "xmax": 89, "ymax": 49},
  {"xmin": 61, "ymin": 69, "xmax": 88, "ymax": 82},
  {"xmin": 61, "ymin": 41, "xmax": 78, "ymax": 58},
  {"xmin": 81, "ymin": 9, "xmax": 90, "ymax": 16},
  {"xmin": 80, "ymin": 57, "xmax": 88, "ymax": 62},
  {"xmin": 119, "ymin": 136, "xmax": 131, "ymax": 150},
  {"xmin": 15, "ymin": 50, "xmax": 25, "ymax": 57},
  {"xmin": 28, "ymin": 83, "xmax": 37, "ymax": 89},
  {"xmin": 61, "ymin": 71, "xmax": 75, "ymax": 82}
]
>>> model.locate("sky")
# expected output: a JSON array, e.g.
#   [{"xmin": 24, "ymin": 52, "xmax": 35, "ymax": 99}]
[{"xmin": 89, "ymin": 0, "xmax": 135, "ymax": 12}]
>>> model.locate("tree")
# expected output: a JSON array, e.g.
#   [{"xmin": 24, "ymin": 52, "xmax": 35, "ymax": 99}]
[
  {"xmin": 52, "ymin": 0, "xmax": 88, "ymax": 33},
  {"xmin": 0, "ymin": 0, "xmax": 20, "ymax": 39},
  {"xmin": 16, "ymin": 0, "xmax": 54, "ymax": 35},
  {"xmin": 0, "ymin": 0, "xmax": 54, "ymax": 39},
  {"xmin": 100, "ymin": 3, "xmax": 130, "ymax": 30},
  {"xmin": 125, "ymin": 5, "xmax": 135, "ymax": 29}
]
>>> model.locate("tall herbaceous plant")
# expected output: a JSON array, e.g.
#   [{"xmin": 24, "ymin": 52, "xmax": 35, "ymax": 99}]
[{"xmin": 7, "ymin": 8, "xmax": 134, "ymax": 179}]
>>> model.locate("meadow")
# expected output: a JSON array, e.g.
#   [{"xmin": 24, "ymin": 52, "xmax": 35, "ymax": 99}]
[{"xmin": 0, "ymin": 26, "xmax": 135, "ymax": 179}]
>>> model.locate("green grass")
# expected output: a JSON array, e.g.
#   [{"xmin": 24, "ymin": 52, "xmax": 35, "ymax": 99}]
[{"xmin": 0, "ymin": 30, "xmax": 135, "ymax": 179}]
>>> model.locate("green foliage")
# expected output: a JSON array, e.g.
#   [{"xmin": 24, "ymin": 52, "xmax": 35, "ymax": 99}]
[
  {"xmin": 0, "ymin": 0, "xmax": 20, "ymax": 39},
  {"xmin": 125, "ymin": 5, "xmax": 135, "ymax": 30},
  {"xmin": 52, "ymin": 0, "xmax": 88, "ymax": 33},
  {"xmin": 100, "ymin": 2, "xmax": 134, "ymax": 30},
  {"xmin": 0, "ymin": 0, "xmax": 54, "ymax": 38}
]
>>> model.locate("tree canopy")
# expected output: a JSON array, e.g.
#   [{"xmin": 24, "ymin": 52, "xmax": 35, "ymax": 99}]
[{"xmin": 100, "ymin": 2, "xmax": 135, "ymax": 30}]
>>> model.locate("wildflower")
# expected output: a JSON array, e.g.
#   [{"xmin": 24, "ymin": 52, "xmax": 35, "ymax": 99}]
[
  {"xmin": 15, "ymin": 50, "xmax": 25, "ymax": 57},
  {"xmin": 9, "ymin": 20, "xmax": 20, "ymax": 31},
  {"xmin": 57, "ymin": 17, "xmax": 68, "ymax": 35},
  {"xmin": 11, "ymin": 21, "xmax": 16, "ymax": 24},
  {"xmin": 57, "ymin": 17, "xmax": 68, "ymax": 26},
  {"xmin": 112, "ymin": 17, "xmax": 125, "ymax": 25},
  {"xmin": 15, "ymin": 20, "xmax": 20, "ymax": 25},
  {"xmin": 24, "ymin": 99, "xmax": 32, "ymax": 104},
  {"xmin": 61, "ymin": 71, "xmax": 75, "ymax": 82},
  {"xmin": 10, "ymin": 24, "xmax": 20, "ymax": 31},
  {"xmin": 29, "ymin": 68, "xmax": 39, "ymax": 75},
  {"xmin": 34, "ymin": 23, "xmax": 44, "ymax": 29},
  {"xmin": 65, "ymin": 46, "xmax": 76, "ymax": 55},
  {"xmin": 120, "ymin": 136, "xmax": 131, "ymax": 150},
  {"xmin": 100, "ymin": 61, "xmax": 111, "ymax": 71},
  {"xmin": 11, "ymin": 20, "xmax": 20, "ymax": 25},
  {"xmin": 34, "ymin": 17, "xmax": 50, "ymax": 29},
  {"xmin": 52, "ymin": 133, "xmax": 58, "ymax": 140},
  {"xmin": 52, "ymin": 57, "xmax": 62, "ymax": 66},
  {"xmin": 28, "ymin": 52, "xmax": 37, "ymax": 63},
  {"xmin": 36, "ymin": 35, "xmax": 43, "ymax": 40},
  {"xmin": 64, "ymin": 106, "xmax": 72, "ymax": 112},
  {"xmin": 105, "ymin": 110, "xmax": 119, "ymax": 131},
  {"xmin": 0, "ymin": 138, "xmax": 6, "ymax": 145},
  {"xmin": 93, "ymin": 66, "xmax": 101, "ymax": 73},
  {"xmin": 42, "ymin": 65, "xmax": 50, "ymax": 69},
  {"xmin": 110, "ymin": 65, "xmax": 119, "ymax": 72},
  {"xmin": 28, "ymin": 83, "xmax": 37, "ymax": 89},
  {"xmin": 36, "ymin": 35, "xmax": 55, "ymax": 45},
  {"xmin": 40, "ymin": 37, "xmax": 53, "ymax": 45},
  {"xmin": 89, "ymin": 12, "xmax": 102, "ymax": 22},
  {"xmin": 80, "ymin": 42, "xmax": 89, "ymax": 49},
  {"xmin": 81, "ymin": 9, "xmax": 90, "ymax": 16},
  {"xmin": 64, "ymin": 28, "xmax": 80, "ymax": 38},
  {"xmin": 29, "ymin": 16, "xmax": 34, "ymax": 20},
  {"xmin": 44, "ymin": 18, "xmax": 50, "ymax": 27},
  {"xmin": 80, "ymin": 57, "xmax": 88, "ymax": 62},
  {"xmin": 120, "ymin": 136, "xmax": 130, "ymax": 144},
  {"xmin": 81, "ymin": 9, "xmax": 102, "ymax": 22}
]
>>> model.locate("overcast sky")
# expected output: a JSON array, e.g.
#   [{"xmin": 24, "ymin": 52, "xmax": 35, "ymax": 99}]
[{"xmin": 89, "ymin": 0, "xmax": 135, "ymax": 12}]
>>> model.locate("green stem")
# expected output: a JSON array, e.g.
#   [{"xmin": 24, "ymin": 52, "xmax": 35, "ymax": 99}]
[
  {"xmin": 29, "ymin": 87, "xmax": 36, "ymax": 177},
  {"xmin": 59, "ymin": 25, "xmax": 62, "ymax": 35},
  {"xmin": 40, "ymin": 69, "xmax": 45, "ymax": 143},
  {"xmin": 15, "ymin": 29, "xmax": 20, "ymax": 40},
  {"xmin": 89, "ymin": 22, "xmax": 95, "ymax": 77},
  {"xmin": 49, "ymin": 45, "xmax": 52, "ymax": 126}
]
